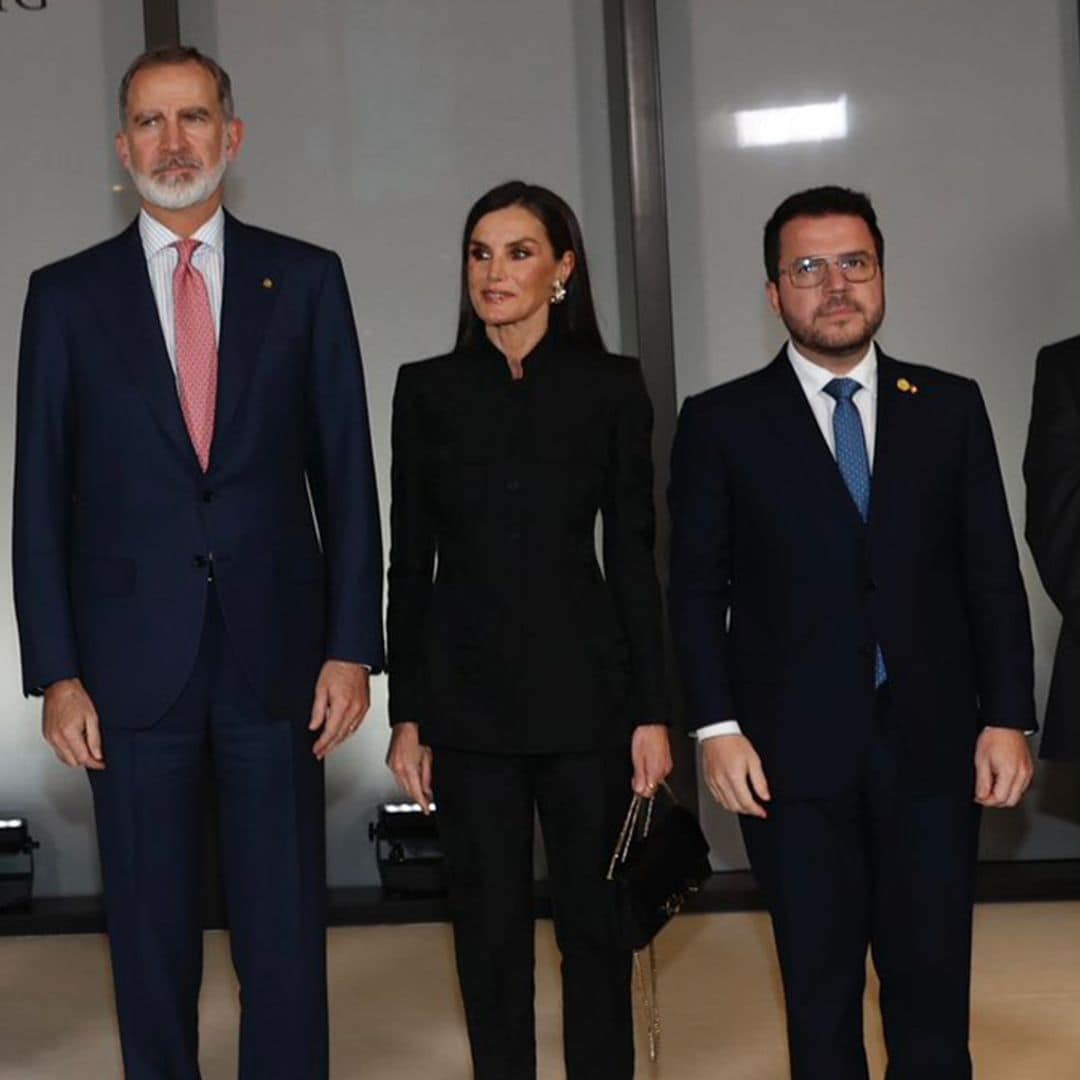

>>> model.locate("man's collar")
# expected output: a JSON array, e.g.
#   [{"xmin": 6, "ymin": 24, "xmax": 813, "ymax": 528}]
[
  {"xmin": 786, "ymin": 340, "xmax": 878, "ymax": 396},
  {"xmin": 138, "ymin": 206, "xmax": 226, "ymax": 259}
]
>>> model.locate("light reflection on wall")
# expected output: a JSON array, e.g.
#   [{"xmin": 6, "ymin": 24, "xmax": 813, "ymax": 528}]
[{"xmin": 733, "ymin": 95, "xmax": 848, "ymax": 148}]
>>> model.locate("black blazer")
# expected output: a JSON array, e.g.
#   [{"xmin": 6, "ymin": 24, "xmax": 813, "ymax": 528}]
[
  {"xmin": 13, "ymin": 214, "xmax": 385, "ymax": 728},
  {"xmin": 387, "ymin": 333, "xmax": 667, "ymax": 754},
  {"xmin": 1024, "ymin": 335, "xmax": 1080, "ymax": 759},
  {"xmin": 669, "ymin": 348, "xmax": 1035, "ymax": 798}
]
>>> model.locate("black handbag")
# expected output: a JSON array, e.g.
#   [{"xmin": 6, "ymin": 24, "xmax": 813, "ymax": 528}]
[
  {"xmin": 606, "ymin": 782, "xmax": 712, "ymax": 1061},
  {"xmin": 606, "ymin": 781, "xmax": 712, "ymax": 951}
]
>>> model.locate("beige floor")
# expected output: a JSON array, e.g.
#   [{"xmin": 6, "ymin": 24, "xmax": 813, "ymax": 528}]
[{"xmin": 1, "ymin": 903, "xmax": 1078, "ymax": 1078}]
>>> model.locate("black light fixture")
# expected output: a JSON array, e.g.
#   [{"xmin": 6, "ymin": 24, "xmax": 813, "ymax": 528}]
[
  {"xmin": 0, "ymin": 815, "xmax": 39, "ymax": 912},
  {"xmin": 368, "ymin": 802, "xmax": 446, "ymax": 897}
]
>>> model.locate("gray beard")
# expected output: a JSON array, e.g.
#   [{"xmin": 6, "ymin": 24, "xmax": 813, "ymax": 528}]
[{"xmin": 130, "ymin": 156, "xmax": 228, "ymax": 212}]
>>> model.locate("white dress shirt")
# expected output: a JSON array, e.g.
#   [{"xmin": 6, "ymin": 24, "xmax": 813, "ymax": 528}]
[
  {"xmin": 139, "ymin": 207, "xmax": 225, "ymax": 376},
  {"xmin": 695, "ymin": 341, "xmax": 878, "ymax": 741}
]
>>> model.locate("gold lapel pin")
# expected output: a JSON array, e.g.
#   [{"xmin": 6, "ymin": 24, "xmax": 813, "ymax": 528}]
[
  {"xmin": 897, "ymin": 377, "xmax": 919, "ymax": 394},
  {"xmin": 262, "ymin": 277, "xmax": 274, "ymax": 290}
]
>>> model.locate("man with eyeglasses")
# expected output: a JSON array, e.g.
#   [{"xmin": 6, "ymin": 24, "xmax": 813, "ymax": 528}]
[{"xmin": 669, "ymin": 185, "xmax": 1035, "ymax": 1078}]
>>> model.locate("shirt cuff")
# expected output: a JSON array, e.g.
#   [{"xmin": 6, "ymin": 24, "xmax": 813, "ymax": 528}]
[{"xmin": 694, "ymin": 720, "xmax": 742, "ymax": 739}]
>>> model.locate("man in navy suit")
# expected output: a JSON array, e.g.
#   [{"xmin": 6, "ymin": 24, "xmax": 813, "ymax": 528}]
[
  {"xmin": 669, "ymin": 186, "xmax": 1035, "ymax": 1078},
  {"xmin": 13, "ymin": 46, "xmax": 383, "ymax": 1079}
]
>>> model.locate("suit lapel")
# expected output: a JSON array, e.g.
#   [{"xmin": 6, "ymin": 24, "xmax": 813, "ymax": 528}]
[
  {"xmin": 760, "ymin": 350, "xmax": 867, "ymax": 533},
  {"xmin": 93, "ymin": 222, "xmax": 200, "ymax": 470},
  {"xmin": 211, "ymin": 213, "xmax": 279, "ymax": 465},
  {"xmin": 868, "ymin": 352, "xmax": 916, "ymax": 543}
]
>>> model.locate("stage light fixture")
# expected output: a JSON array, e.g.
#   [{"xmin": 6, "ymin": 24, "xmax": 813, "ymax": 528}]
[{"xmin": 0, "ymin": 814, "xmax": 39, "ymax": 912}]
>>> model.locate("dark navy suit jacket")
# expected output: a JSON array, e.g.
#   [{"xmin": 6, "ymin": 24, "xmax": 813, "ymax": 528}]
[
  {"xmin": 1024, "ymin": 334, "xmax": 1080, "ymax": 760},
  {"xmin": 13, "ymin": 212, "xmax": 385, "ymax": 728},
  {"xmin": 668, "ymin": 348, "xmax": 1035, "ymax": 798}
]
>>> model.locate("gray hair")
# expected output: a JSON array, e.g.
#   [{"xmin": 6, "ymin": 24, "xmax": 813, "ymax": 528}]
[{"xmin": 118, "ymin": 45, "xmax": 234, "ymax": 126}]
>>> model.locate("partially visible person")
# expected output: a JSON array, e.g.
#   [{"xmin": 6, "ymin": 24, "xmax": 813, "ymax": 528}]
[
  {"xmin": 386, "ymin": 180, "xmax": 672, "ymax": 1079},
  {"xmin": 13, "ymin": 46, "xmax": 383, "ymax": 1079},
  {"xmin": 1024, "ymin": 338, "xmax": 1080, "ymax": 759},
  {"xmin": 669, "ymin": 185, "xmax": 1035, "ymax": 1079}
]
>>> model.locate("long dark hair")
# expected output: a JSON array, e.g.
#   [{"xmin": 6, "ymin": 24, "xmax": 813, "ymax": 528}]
[{"xmin": 454, "ymin": 181, "xmax": 606, "ymax": 352}]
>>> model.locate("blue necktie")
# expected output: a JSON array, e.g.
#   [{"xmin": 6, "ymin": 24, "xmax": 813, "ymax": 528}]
[{"xmin": 824, "ymin": 377, "xmax": 887, "ymax": 687}]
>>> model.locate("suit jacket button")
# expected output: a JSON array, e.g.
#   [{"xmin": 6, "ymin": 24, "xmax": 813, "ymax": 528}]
[
  {"xmin": 202, "ymin": 490, "xmax": 215, "ymax": 503},
  {"xmin": 193, "ymin": 555, "xmax": 208, "ymax": 569},
  {"xmin": 507, "ymin": 478, "xmax": 521, "ymax": 492},
  {"xmin": 865, "ymin": 577, "xmax": 876, "ymax": 592}
]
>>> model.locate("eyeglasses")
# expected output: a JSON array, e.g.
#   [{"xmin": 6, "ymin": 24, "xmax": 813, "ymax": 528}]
[{"xmin": 783, "ymin": 251, "xmax": 878, "ymax": 289}]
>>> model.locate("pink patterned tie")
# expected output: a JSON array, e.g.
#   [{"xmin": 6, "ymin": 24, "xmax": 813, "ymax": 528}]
[{"xmin": 173, "ymin": 238, "xmax": 218, "ymax": 471}]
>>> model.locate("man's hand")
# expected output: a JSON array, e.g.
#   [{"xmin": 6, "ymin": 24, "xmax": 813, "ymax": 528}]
[
  {"xmin": 631, "ymin": 724, "xmax": 674, "ymax": 797},
  {"xmin": 43, "ymin": 678, "xmax": 105, "ymax": 770},
  {"xmin": 309, "ymin": 661, "xmax": 370, "ymax": 759},
  {"xmin": 974, "ymin": 726, "xmax": 1034, "ymax": 808},
  {"xmin": 701, "ymin": 733, "xmax": 770, "ymax": 818},
  {"xmin": 386, "ymin": 722, "xmax": 434, "ymax": 813}
]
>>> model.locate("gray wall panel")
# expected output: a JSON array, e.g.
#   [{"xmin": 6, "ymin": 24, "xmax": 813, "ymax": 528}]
[{"xmin": 0, "ymin": 2, "xmax": 144, "ymax": 897}]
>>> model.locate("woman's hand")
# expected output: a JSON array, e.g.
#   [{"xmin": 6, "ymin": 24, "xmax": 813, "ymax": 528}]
[
  {"xmin": 386, "ymin": 722, "xmax": 434, "ymax": 814},
  {"xmin": 630, "ymin": 723, "xmax": 673, "ymax": 797}
]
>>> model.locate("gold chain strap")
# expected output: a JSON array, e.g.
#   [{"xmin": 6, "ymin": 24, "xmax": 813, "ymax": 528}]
[
  {"xmin": 607, "ymin": 781, "xmax": 678, "ymax": 1061},
  {"xmin": 606, "ymin": 780, "xmax": 676, "ymax": 880},
  {"xmin": 633, "ymin": 942, "xmax": 660, "ymax": 1062}
]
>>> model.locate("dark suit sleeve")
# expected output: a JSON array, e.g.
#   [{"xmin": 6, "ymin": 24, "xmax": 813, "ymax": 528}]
[
  {"xmin": 1023, "ymin": 344, "xmax": 1080, "ymax": 623},
  {"xmin": 962, "ymin": 382, "xmax": 1036, "ymax": 731},
  {"xmin": 600, "ymin": 361, "xmax": 668, "ymax": 726},
  {"xmin": 12, "ymin": 270, "xmax": 81, "ymax": 695},
  {"xmin": 304, "ymin": 253, "xmax": 385, "ymax": 671},
  {"xmin": 667, "ymin": 394, "xmax": 735, "ymax": 731},
  {"xmin": 386, "ymin": 363, "xmax": 436, "ymax": 726}
]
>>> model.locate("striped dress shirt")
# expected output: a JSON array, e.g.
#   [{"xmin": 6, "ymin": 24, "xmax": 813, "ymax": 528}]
[{"xmin": 138, "ymin": 206, "xmax": 225, "ymax": 378}]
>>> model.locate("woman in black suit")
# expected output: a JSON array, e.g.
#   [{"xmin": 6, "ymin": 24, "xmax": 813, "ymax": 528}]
[{"xmin": 386, "ymin": 181, "xmax": 672, "ymax": 1079}]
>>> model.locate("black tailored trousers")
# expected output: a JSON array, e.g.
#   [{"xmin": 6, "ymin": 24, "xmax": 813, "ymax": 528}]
[
  {"xmin": 740, "ymin": 691, "xmax": 981, "ymax": 1080},
  {"xmin": 434, "ymin": 746, "xmax": 635, "ymax": 1080},
  {"xmin": 88, "ymin": 586, "xmax": 328, "ymax": 1080}
]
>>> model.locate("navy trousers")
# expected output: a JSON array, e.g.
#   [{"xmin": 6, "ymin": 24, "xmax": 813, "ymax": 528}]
[
  {"xmin": 740, "ymin": 693, "xmax": 981, "ymax": 1080},
  {"xmin": 88, "ymin": 587, "xmax": 328, "ymax": 1079},
  {"xmin": 434, "ymin": 747, "xmax": 635, "ymax": 1080}
]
